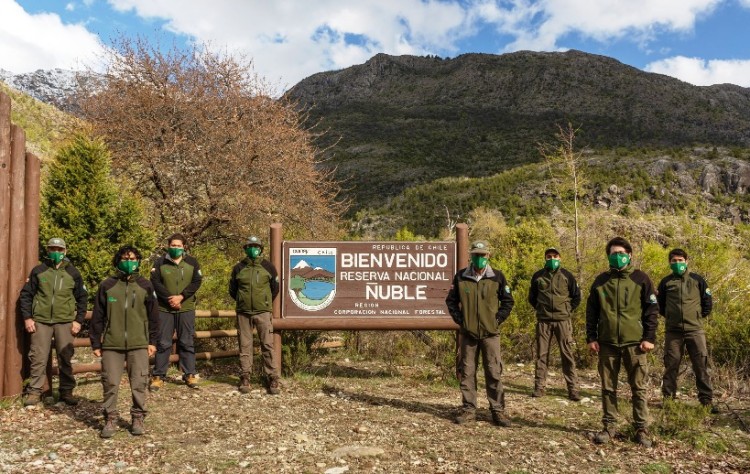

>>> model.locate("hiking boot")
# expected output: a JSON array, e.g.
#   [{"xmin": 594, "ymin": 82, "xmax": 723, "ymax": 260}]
[
  {"xmin": 184, "ymin": 374, "xmax": 199, "ymax": 389},
  {"xmin": 59, "ymin": 390, "xmax": 79, "ymax": 406},
  {"xmin": 568, "ymin": 390, "xmax": 582, "ymax": 402},
  {"xmin": 531, "ymin": 388, "xmax": 545, "ymax": 398},
  {"xmin": 635, "ymin": 428, "xmax": 652, "ymax": 448},
  {"xmin": 593, "ymin": 427, "xmax": 614, "ymax": 444},
  {"xmin": 491, "ymin": 411, "xmax": 512, "ymax": 427},
  {"xmin": 130, "ymin": 415, "xmax": 145, "ymax": 436},
  {"xmin": 149, "ymin": 376, "xmax": 164, "ymax": 392},
  {"xmin": 238, "ymin": 375, "xmax": 251, "ymax": 394},
  {"xmin": 267, "ymin": 377, "xmax": 280, "ymax": 395},
  {"xmin": 701, "ymin": 402, "xmax": 720, "ymax": 414},
  {"xmin": 100, "ymin": 413, "xmax": 118, "ymax": 439},
  {"xmin": 23, "ymin": 392, "xmax": 41, "ymax": 407},
  {"xmin": 455, "ymin": 410, "xmax": 476, "ymax": 425}
]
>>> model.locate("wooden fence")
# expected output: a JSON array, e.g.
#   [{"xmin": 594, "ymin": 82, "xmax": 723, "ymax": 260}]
[{"xmin": 0, "ymin": 91, "xmax": 41, "ymax": 398}]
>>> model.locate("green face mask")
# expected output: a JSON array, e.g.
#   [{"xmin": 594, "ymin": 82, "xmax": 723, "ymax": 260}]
[
  {"xmin": 544, "ymin": 258, "xmax": 560, "ymax": 271},
  {"xmin": 117, "ymin": 260, "xmax": 139, "ymax": 275},
  {"xmin": 245, "ymin": 246, "xmax": 262, "ymax": 259},
  {"xmin": 168, "ymin": 247, "xmax": 184, "ymax": 259},
  {"xmin": 471, "ymin": 254, "xmax": 488, "ymax": 270},
  {"xmin": 608, "ymin": 252, "xmax": 630, "ymax": 270},
  {"xmin": 670, "ymin": 262, "xmax": 688, "ymax": 276},
  {"xmin": 48, "ymin": 251, "xmax": 64, "ymax": 265}
]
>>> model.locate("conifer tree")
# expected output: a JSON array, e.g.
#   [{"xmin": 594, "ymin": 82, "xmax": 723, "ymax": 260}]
[{"xmin": 40, "ymin": 133, "xmax": 155, "ymax": 295}]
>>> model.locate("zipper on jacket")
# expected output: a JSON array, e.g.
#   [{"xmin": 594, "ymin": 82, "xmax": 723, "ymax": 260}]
[
  {"xmin": 48, "ymin": 270, "xmax": 60, "ymax": 322},
  {"xmin": 616, "ymin": 277, "xmax": 621, "ymax": 345},
  {"xmin": 124, "ymin": 281, "xmax": 129, "ymax": 350},
  {"xmin": 679, "ymin": 276, "xmax": 684, "ymax": 333}
]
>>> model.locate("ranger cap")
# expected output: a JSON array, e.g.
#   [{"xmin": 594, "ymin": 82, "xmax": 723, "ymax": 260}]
[
  {"xmin": 47, "ymin": 237, "xmax": 66, "ymax": 249},
  {"xmin": 244, "ymin": 236, "xmax": 263, "ymax": 248},
  {"xmin": 469, "ymin": 241, "xmax": 490, "ymax": 255}
]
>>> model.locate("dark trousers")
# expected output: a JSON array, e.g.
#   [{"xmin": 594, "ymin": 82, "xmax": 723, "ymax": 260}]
[
  {"xmin": 459, "ymin": 332, "xmax": 505, "ymax": 413},
  {"xmin": 662, "ymin": 330, "xmax": 713, "ymax": 403},
  {"xmin": 101, "ymin": 348, "xmax": 149, "ymax": 416},
  {"xmin": 598, "ymin": 343, "xmax": 649, "ymax": 429},
  {"xmin": 27, "ymin": 321, "xmax": 75, "ymax": 393},
  {"xmin": 153, "ymin": 310, "xmax": 196, "ymax": 377},
  {"xmin": 534, "ymin": 319, "xmax": 578, "ymax": 391}
]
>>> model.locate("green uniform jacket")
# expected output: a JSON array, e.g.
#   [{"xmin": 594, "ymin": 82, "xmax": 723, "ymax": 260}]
[
  {"xmin": 229, "ymin": 258, "xmax": 279, "ymax": 315},
  {"xmin": 89, "ymin": 273, "xmax": 160, "ymax": 350},
  {"xmin": 19, "ymin": 259, "xmax": 88, "ymax": 324},
  {"xmin": 445, "ymin": 265, "xmax": 515, "ymax": 339},
  {"xmin": 150, "ymin": 254, "xmax": 203, "ymax": 313},
  {"xmin": 586, "ymin": 265, "xmax": 659, "ymax": 346},
  {"xmin": 657, "ymin": 272, "xmax": 712, "ymax": 333},
  {"xmin": 528, "ymin": 267, "xmax": 581, "ymax": 321}
]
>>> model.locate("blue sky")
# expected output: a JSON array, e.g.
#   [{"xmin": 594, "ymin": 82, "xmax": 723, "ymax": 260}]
[{"xmin": 2, "ymin": 0, "xmax": 750, "ymax": 89}]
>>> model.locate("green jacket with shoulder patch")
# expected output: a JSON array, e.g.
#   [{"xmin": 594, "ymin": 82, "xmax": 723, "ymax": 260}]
[
  {"xmin": 657, "ymin": 272, "xmax": 712, "ymax": 333},
  {"xmin": 445, "ymin": 265, "xmax": 515, "ymax": 339},
  {"xmin": 150, "ymin": 254, "xmax": 203, "ymax": 313},
  {"xmin": 528, "ymin": 267, "xmax": 581, "ymax": 321},
  {"xmin": 585, "ymin": 265, "xmax": 659, "ymax": 347},
  {"xmin": 19, "ymin": 259, "xmax": 87, "ymax": 324},
  {"xmin": 229, "ymin": 258, "xmax": 279, "ymax": 315}
]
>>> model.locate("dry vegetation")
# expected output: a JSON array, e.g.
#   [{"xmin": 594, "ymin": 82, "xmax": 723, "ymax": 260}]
[{"xmin": 1, "ymin": 351, "xmax": 748, "ymax": 473}]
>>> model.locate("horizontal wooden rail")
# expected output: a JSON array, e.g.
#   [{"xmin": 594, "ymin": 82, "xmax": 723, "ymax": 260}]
[
  {"xmin": 53, "ymin": 350, "xmax": 240, "ymax": 375},
  {"xmin": 73, "ymin": 329, "xmax": 239, "ymax": 347}
]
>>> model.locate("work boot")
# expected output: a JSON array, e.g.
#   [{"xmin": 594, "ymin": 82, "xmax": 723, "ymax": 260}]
[
  {"xmin": 701, "ymin": 401, "xmax": 720, "ymax": 415},
  {"xmin": 238, "ymin": 375, "xmax": 251, "ymax": 394},
  {"xmin": 635, "ymin": 428, "xmax": 652, "ymax": 448},
  {"xmin": 130, "ymin": 414, "xmax": 145, "ymax": 436},
  {"xmin": 593, "ymin": 426, "xmax": 615, "ymax": 444},
  {"xmin": 100, "ymin": 413, "xmax": 119, "ymax": 439},
  {"xmin": 184, "ymin": 374, "xmax": 199, "ymax": 389},
  {"xmin": 491, "ymin": 411, "xmax": 512, "ymax": 427},
  {"xmin": 59, "ymin": 390, "xmax": 79, "ymax": 406},
  {"xmin": 531, "ymin": 387, "xmax": 545, "ymax": 398},
  {"xmin": 455, "ymin": 410, "xmax": 476, "ymax": 425},
  {"xmin": 23, "ymin": 392, "xmax": 41, "ymax": 407},
  {"xmin": 568, "ymin": 390, "xmax": 582, "ymax": 402},
  {"xmin": 149, "ymin": 376, "xmax": 164, "ymax": 392},
  {"xmin": 267, "ymin": 377, "xmax": 280, "ymax": 395}
]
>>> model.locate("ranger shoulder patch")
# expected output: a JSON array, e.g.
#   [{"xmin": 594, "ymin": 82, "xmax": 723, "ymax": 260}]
[
  {"xmin": 504, "ymin": 285, "xmax": 511, "ymax": 294},
  {"xmin": 705, "ymin": 288, "xmax": 712, "ymax": 296},
  {"xmin": 649, "ymin": 294, "xmax": 657, "ymax": 304}
]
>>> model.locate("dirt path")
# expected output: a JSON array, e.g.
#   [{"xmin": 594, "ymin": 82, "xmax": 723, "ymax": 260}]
[{"xmin": 1, "ymin": 358, "xmax": 748, "ymax": 473}]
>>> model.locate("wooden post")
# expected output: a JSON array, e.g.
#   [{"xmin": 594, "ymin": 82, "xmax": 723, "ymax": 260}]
[
  {"xmin": 0, "ymin": 93, "xmax": 11, "ymax": 396},
  {"xmin": 454, "ymin": 223, "xmax": 469, "ymax": 380},
  {"xmin": 4, "ymin": 125, "xmax": 27, "ymax": 395},
  {"xmin": 270, "ymin": 223, "xmax": 282, "ymax": 376},
  {"xmin": 23, "ymin": 153, "xmax": 40, "ymax": 385}
]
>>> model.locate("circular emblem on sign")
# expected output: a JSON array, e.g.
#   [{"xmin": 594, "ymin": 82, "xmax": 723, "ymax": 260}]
[{"xmin": 288, "ymin": 249, "xmax": 337, "ymax": 311}]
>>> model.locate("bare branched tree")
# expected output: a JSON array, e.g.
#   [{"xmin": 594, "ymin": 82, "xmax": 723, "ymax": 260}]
[
  {"xmin": 538, "ymin": 123, "xmax": 587, "ymax": 274},
  {"xmin": 80, "ymin": 37, "xmax": 345, "ymax": 246}
]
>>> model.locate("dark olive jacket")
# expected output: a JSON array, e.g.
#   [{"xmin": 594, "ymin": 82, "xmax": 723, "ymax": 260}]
[
  {"xmin": 150, "ymin": 254, "xmax": 203, "ymax": 313},
  {"xmin": 89, "ymin": 273, "xmax": 159, "ymax": 351},
  {"xmin": 657, "ymin": 272, "xmax": 712, "ymax": 333},
  {"xmin": 229, "ymin": 258, "xmax": 279, "ymax": 315},
  {"xmin": 585, "ymin": 265, "xmax": 659, "ymax": 347},
  {"xmin": 19, "ymin": 259, "xmax": 87, "ymax": 324},
  {"xmin": 445, "ymin": 265, "xmax": 515, "ymax": 339},
  {"xmin": 528, "ymin": 267, "xmax": 581, "ymax": 321}
]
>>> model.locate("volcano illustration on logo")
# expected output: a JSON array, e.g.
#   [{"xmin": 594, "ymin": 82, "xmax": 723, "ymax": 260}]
[{"xmin": 288, "ymin": 248, "xmax": 336, "ymax": 311}]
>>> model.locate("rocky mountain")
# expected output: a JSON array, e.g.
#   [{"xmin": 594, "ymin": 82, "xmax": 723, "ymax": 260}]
[
  {"xmin": 286, "ymin": 50, "xmax": 750, "ymax": 209},
  {"xmin": 0, "ymin": 68, "xmax": 88, "ymax": 111}
]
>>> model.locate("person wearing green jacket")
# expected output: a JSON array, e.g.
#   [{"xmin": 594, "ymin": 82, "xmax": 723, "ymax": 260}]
[
  {"xmin": 149, "ymin": 233, "xmax": 203, "ymax": 391},
  {"xmin": 20, "ymin": 237, "xmax": 87, "ymax": 407},
  {"xmin": 528, "ymin": 247, "xmax": 582, "ymax": 401},
  {"xmin": 229, "ymin": 236, "xmax": 280, "ymax": 395},
  {"xmin": 586, "ymin": 237, "xmax": 659, "ymax": 447},
  {"xmin": 446, "ymin": 240, "xmax": 515, "ymax": 427},
  {"xmin": 657, "ymin": 248, "xmax": 717, "ymax": 413},
  {"xmin": 89, "ymin": 246, "xmax": 159, "ymax": 438}
]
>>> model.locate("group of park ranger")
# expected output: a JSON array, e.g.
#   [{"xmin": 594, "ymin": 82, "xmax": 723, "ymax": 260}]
[
  {"xmin": 446, "ymin": 236, "xmax": 715, "ymax": 448},
  {"xmin": 19, "ymin": 234, "xmax": 279, "ymax": 438},
  {"xmin": 20, "ymin": 232, "xmax": 715, "ymax": 446}
]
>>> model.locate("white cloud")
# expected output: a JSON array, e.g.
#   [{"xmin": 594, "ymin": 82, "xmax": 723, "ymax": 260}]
[
  {"xmin": 107, "ymin": 0, "xmax": 472, "ymax": 88},
  {"xmin": 470, "ymin": 0, "xmax": 723, "ymax": 52},
  {"xmin": 65, "ymin": 2, "xmax": 75, "ymax": 11},
  {"xmin": 0, "ymin": 0, "xmax": 104, "ymax": 73},
  {"xmin": 645, "ymin": 56, "xmax": 750, "ymax": 87}
]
